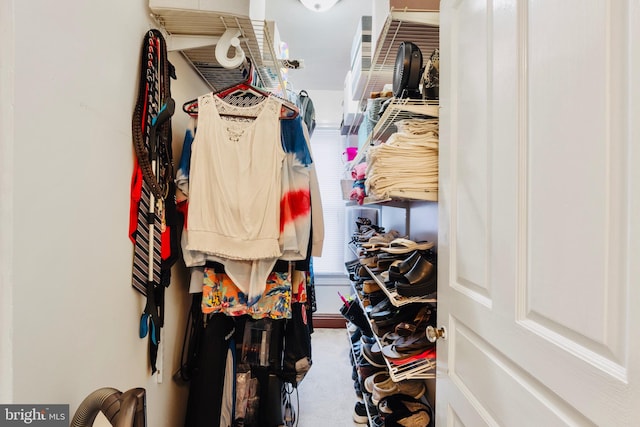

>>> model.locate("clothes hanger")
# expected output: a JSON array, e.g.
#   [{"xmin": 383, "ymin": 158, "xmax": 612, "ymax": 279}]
[{"xmin": 182, "ymin": 60, "xmax": 298, "ymax": 120}]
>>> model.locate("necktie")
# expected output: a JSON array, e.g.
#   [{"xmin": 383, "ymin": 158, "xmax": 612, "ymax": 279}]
[{"xmin": 131, "ymin": 178, "xmax": 162, "ymax": 294}]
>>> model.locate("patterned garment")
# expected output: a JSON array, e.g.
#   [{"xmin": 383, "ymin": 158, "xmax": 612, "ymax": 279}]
[
  {"xmin": 202, "ymin": 267, "xmax": 309, "ymax": 320},
  {"xmin": 202, "ymin": 268, "xmax": 289, "ymax": 319},
  {"xmin": 279, "ymin": 117, "xmax": 313, "ymax": 261}
]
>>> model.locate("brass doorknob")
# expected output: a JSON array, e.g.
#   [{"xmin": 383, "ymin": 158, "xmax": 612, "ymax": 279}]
[{"xmin": 426, "ymin": 325, "xmax": 447, "ymax": 342}]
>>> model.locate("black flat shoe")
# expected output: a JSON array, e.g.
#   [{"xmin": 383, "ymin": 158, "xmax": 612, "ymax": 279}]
[
  {"xmin": 370, "ymin": 298, "xmax": 393, "ymax": 317},
  {"xmin": 395, "ymin": 273, "xmax": 437, "ymax": 298},
  {"xmin": 403, "ymin": 256, "xmax": 435, "ymax": 285},
  {"xmin": 388, "ymin": 250, "xmax": 422, "ymax": 283}
]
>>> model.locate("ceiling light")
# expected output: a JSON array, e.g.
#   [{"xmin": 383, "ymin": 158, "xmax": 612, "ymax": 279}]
[{"xmin": 300, "ymin": 0, "xmax": 339, "ymax": 12}]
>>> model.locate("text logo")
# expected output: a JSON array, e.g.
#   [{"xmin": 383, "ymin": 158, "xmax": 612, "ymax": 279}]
[{"xmin": 0, "ymin": 405, "xmax": 68, "ymax": 426}]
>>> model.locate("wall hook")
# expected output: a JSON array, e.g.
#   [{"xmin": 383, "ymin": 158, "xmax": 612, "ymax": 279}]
[{"xmin": 215, "ymin": 28, "xmax": 246, "ymax": 69}]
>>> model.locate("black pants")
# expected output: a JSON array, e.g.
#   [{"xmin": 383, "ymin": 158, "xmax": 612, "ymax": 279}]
[{"xmin": 184, "ymin": 313, "xmax": 236, "ymax": 427}]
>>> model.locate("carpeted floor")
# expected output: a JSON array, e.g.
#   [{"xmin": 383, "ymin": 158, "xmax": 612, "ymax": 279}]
[{"xmin": 294, "ymin": 328, "xmax": 360, "ymax": 426}]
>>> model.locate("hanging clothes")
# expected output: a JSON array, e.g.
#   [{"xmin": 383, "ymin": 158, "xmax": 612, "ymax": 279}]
[
  {"xmin": 183, "ymin": 313, "xmax": 235, "ymax": 427},
  {"xmin": 176, "ymin": 109, "xmax": 324, "ymax": 314},
  {"xmin": 202, "ymin": 266, "xmax": 293, "ymax": 319},
  {"xmin": 200, "ymin": 261, "xmax": 309, "ymax": 320},
  {"xmin": 187, "ymin": 93, "xmax": 286, "ymax": 302},
  {"xmin": 178, "ymin": 87, "xmax": 324, "ymax": 427}
]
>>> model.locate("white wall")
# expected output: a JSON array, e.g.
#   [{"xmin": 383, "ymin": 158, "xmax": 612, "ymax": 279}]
[
  {"xmin": 0, "ymin": 0, "xmax": 16, "ymax": 404},
  {"xmin": 301, "ymin": 89, "xmax": 343, "ymax": 128},
  {"xmin": 3, "ymin": 1, "xmax": 209, "ymax": 425}
]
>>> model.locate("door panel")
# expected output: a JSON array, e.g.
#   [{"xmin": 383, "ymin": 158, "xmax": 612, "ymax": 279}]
[
  {"xmin": 524, "ymin": 0, "xmax": 626, "ymax": 358},
  {"xmin": 438, "ymin": 1, "xmax": 640, "ymax": 425},
  {"xmin": 450, "ymin": 320, "xmax": 596, "ymax": 426},
  {"xmin": 451, "ymin": 0, "xmax": 491, "ymax": 304}
]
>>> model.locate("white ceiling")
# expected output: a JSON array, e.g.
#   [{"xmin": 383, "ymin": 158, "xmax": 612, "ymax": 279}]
[{"xmin": 265, "ymin": 0, "xmax": 372, "ymax": 92}]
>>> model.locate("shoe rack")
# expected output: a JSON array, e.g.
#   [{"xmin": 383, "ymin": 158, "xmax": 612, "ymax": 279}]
[
  {"xmin": 346, "ymin": 245, "xmax": 436, "ymax": 383},
  {"xmin": 348, "ymin": 242, "xmax": 436, "ymax": 308},
  {"xmin": 342, "ymin": 6, "xmax": 439, "ymax": 426}
]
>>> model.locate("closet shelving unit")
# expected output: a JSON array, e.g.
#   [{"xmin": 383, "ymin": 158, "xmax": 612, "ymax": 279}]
[
  {"xmin": 345, "ymin": 7, "xmax": 440, "ymax": 205},
  {"xmin": 345, "ymin": 8, "xmax": 439, "ymax": 136},
  {"xmin": 343, "ymin": 6, "xmax": 440, "ymax": 423},
  {"xmin": 149, "ymin": 7, "xmax": 287, "ymax": 93}
]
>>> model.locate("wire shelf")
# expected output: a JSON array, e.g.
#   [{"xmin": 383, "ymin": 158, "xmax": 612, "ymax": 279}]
[
  {"xmin": 346, "ymin": 245, "xmax": 436, "ymax": 382},
  {"xmin": 347, "ymin": 279, "xmax": 436, "ymax": 382},
  {"xmin": 150, "ymin": 8, "xmax": 285, "ymax": 92},
  {"xmin": 346, "ymin": 10, "xmax": 440, "ymax": 136},
  {"xmin": 349, "ymin": 243, "xmax": 437, "ymax": 307}
]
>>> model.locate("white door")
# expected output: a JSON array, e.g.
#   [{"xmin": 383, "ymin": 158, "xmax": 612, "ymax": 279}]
[{"xmin": 437, "ymin": 1, "xmax": 640, "ymax": 426}]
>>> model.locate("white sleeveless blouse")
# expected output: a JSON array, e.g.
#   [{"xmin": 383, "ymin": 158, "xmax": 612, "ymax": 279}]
[{"xmin": 186, "ymin": 93, "xmax": 285, "ymax": 299}]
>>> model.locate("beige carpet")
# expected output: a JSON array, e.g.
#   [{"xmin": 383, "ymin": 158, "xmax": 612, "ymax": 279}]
[{"xmin": 294, "ymin": 328, "xmax": 361, "ymax": 426}]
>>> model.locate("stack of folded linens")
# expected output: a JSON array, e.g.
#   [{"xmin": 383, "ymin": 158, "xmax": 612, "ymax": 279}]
[{"xmin": 365, "ymin": 118, "xmax": 438, "ymax": 200}]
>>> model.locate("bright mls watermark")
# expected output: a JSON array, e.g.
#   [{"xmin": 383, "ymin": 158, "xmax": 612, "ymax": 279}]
[{"xmin": 0, "ymin": 405, "xmax": 68, "ymax": 426}]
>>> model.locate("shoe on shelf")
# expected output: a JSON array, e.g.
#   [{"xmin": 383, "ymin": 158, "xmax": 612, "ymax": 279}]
[
  {"xmin": 358, "ymin": 365, "xmax": 386, "ymax": 385},
  {"xmin": 347, "ymin": 321, "xmax": 359, "ymax": 334},
  {"xmin": 364, "ymin": 371, "xmax": 390, "ymax": 394},
  {"xmin": 369, "ymin": 298, "xmax": 393, "ymax": 317},
  {"xmin": 393, "ymin": 305, "xmax": 435, "ymax": 338},
  {"xmin": 350, "ymin": 326, "xmax": 363, "ymax": 343},
  {"xmin": 355, "ymin": 227, "xmax": 380, "ymax": 242},
  {"xmin": 360, "ymin": 333, "xmax": 377, "ymax": 345},
  {"xmin": 368, "ymin": 290, "xmax": 387, "ymax": 307},
  {"xmin": 362, "ymin": 341, "xmax": 387, "ymax": 368},
  {"xmin": 352, "ymin": 365, "xmax": 359, "ymax": 382},
  {"xmin": 395, "ymin": 257, "xmax": 437, "ymax": 298},
  {"xmin": 384, "ymin": 409, "xmax": 431, "ymax": 427},
  {"xmin": 372, "ymin": 377, "xmax": 426, "ymax": 405},
  {"xmin": 363, "ymin": 279, "xmax": 381, "ymax": 294},
  {"xmin": 387, "ymin": 250, "xmax": 423, "ymax": 283},
  {"xmin": 353, "ymin": 401, "xmax": 369, "ymax": 424},
  {"xmin": 357, "ymin": 265, "xmax": 373, "ymax": 279},
  {"xmin": 354, "ymin": 378, "xmax": 364, "ymax": 399},
  {"xmin": 361, "ymin": 229, "xmax": 403, "ymax": 249},
  {"xmin": 369, "ymin": 414, "xmax": 385, "ymax": 427},
  {"xmin": 340, "ymin": 301, "xmax": 374, "ymax": 337},
  {"xmin": 371, "ymin": 304, "xmax": 423, "ymax": 336},
  {"xmin": 352, "ymin": 340, "xmax": 362, "ymax": 358},
  {"xmin": 382, "ymin": 330, "xmax": 436, "ymax": 361},
  {"xmin": 402, "ymin": 255, "xmax": 435, "ymax": 285},
  {"xmin": 379, "ymin": 238, "xmax": 435, "ymax": 254},
  {"xmin": 377, "ymin": 393, "xmax": 432, "ymax": 416},
  {"xmin": 357, "ymin": 354, "xmax": 383, "ymax": 380}
]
